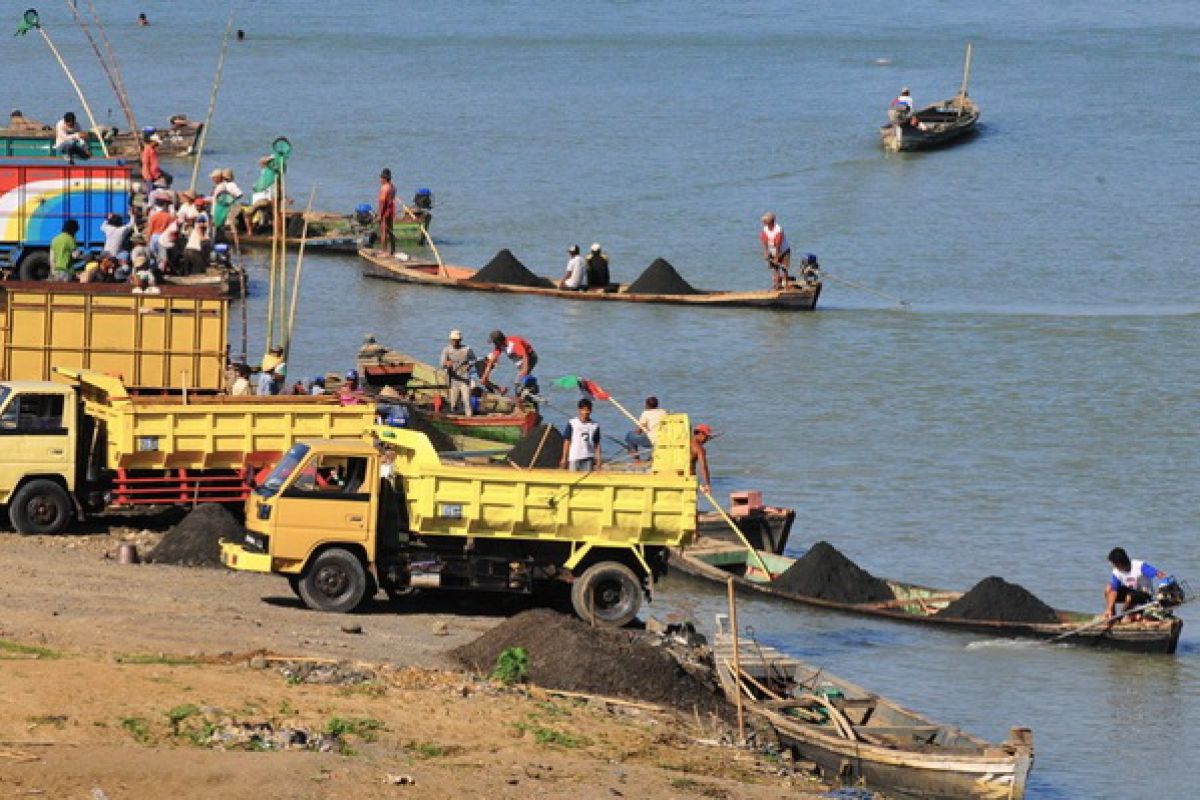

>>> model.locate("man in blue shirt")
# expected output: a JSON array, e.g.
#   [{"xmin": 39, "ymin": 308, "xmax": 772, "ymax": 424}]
[{"xmin": 1104, "ymin": 547, "xmax": 1168, "ymax": 621}]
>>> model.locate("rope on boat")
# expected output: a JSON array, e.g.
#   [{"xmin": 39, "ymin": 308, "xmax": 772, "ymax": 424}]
[{"xmin": 821, "ymin": 271, "xmax": 911, "ymax": 308}]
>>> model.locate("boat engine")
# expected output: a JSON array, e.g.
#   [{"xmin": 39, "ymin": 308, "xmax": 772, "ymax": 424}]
[
  {"xmin": 1156, "ymin": 578, "xmax": 1185, "ymax": 609},
  {"xmin": 354, "ymin": 203, "xmax": 374, "ymax": 227}
]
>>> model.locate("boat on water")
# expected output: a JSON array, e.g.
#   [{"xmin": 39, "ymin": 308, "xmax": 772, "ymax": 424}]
[
  {"xmin": 236, "ymin": 211, "xmax": 428, "ymax": 254},
  {"xmin": 881, "ymin": 44, "xmax": 980, "ymax": 152},
  {"xmin": 0, "ymin": 115, "xmax": 202, "ymax": 159},
  {"xmin": 356, "ymin": 338, "xmax": 539, "ymax": 450},
  {"xmin": 359, "ymin": 249, "xmax": 821, "ymax": 310},
  {"xmin": 673, "ymin": 541, "xmax": 1184, "ymax": 654},
  {"xmin": 712, "ymin": 614, "xmax": 1035, "ymax": 799}
]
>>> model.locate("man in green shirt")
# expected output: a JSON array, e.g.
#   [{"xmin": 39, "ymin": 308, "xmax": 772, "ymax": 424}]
[{"xmin": 50, "ymin": 219, "xmax": 80, "ymax": 281}]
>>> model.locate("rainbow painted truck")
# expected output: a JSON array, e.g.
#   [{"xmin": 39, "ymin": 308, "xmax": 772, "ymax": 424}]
[{"xmin": 0, "ymin": 159, "xmax": 131, "ymax": 280}]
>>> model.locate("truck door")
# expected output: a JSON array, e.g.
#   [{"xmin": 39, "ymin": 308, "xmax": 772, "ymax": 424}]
[
  {"xmin": 0, "ymin": 387, "xmax": 73, "ymax": 501},
  {"xmin": 275, "ymin": 453, "xmax": 374, "ymax": 550}
]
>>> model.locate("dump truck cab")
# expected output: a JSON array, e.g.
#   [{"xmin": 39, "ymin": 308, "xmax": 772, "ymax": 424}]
[
  {"xmin": 224, "ymin": 415, "xmax": 699, "ymax": 626},
  {"xmin": 0, "ymin": 380, "xmax": 83, "ymax": 533}
]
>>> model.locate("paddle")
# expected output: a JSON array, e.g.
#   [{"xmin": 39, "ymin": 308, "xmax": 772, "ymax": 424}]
[{"xmin": 1046, "ymin": 601, "xmax": 1166, "ymax": 644}]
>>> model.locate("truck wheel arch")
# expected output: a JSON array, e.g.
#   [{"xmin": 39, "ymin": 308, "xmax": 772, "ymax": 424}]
[
  {"xmin": 296, "ymin": 544, "xmax": 375, "ymax": 613},
  {"xmin": 571, "ymin": 561, "xmax": 643, "ymax": 627},
  {"xmin": 17, "ymin": 250, "xmax": 52, "ymax": 282}
]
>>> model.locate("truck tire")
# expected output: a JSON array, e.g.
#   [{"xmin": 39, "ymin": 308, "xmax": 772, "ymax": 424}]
[
  {"xmin": 571, "ymin": 561, "xmax": 642, "ymax": 627},
  {"xmin": 10, "ymin": 480, "xmax": 73, "ymax": 535},
  {"xmin": 18, "ymin": 251, "xmax": 52, "ymax": 282},
  {"xmin": 297, "ymin": 548, "xmax": 368, "ymax": 613}
]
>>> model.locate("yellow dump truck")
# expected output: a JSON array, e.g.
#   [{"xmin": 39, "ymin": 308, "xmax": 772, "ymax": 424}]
[
  {"xmin": 0, "ymin": 282, "xmax": 228, "ymax": 390},
  {"xmin": 0, "ymin": 368, "xmax": 378, "ymax": 534},
  {"xmin": 221, "ymin": 415, "xmax": 698, "ymax": 626}
]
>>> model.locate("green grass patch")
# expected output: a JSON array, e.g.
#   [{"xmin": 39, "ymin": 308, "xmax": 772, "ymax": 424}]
[
  {"xmin": 117, "ymin": 653, "xmax": 200, "ymax": 666},
  {"xmin": 323, "ymin": 716, "xmax": 385, "ymax": 743},
  {"xmin": 0, "ymin": 639, "xmax": 63, "ymax": 660},
  {"xmin": 490, "ymin": 647, "xmax": 529, "ymax": 685},
  {"xmin": 513, "ymin": 721, "xmax": 590, "ymax": 749},
  {"xmin": 406, "ymin": 740, "xmax": 460, "ymax": 759},
  {"xmin": 165, "ymin": 704, "xmax": 202, "ymax": 735},
  {"xmin": 671, "ymin": 778, "xmax": 700, "ymax": 790},
  {"xmin": 120, "ymin": 716, "xmax": 154, "ymax": 744},
  {"xmin": 27, "ymin": 714, "xmax": 68, "ymax": 729}
]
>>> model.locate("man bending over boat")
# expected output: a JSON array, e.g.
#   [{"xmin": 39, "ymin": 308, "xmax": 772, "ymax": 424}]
[
  {"xmin": 481, "ymin": 330, "xmax": 537, "ymax": 395},
  {"xmin": 1104, "ymin": 547, "xmax": 1169, "ymax": 622}
]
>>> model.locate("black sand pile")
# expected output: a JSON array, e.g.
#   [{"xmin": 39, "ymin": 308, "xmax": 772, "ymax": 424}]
[
  {"xmin": 146, "ymin": 504, "xmax": 246, "ymax": 568},
  {"xmin": 773, "ymin": 541, "xmax": 894, "ymax": 604},
  {"xmin": 625, "ymin": 258, "xmax": 699, "ymax": 295},
  {"xmin": 506, "ymin": 424, "xmax": 565, "ymax": 469},
  {"xmin": 937, "ymin": 576, "xmax": 1059, "ymax": 623},
  {"xmin": 470, "ymin": 249, "xmax": 553, "ymax": 288},
  {"xmin": 453, "ymin": 609, "xmax": 726, "ymax": 716}
]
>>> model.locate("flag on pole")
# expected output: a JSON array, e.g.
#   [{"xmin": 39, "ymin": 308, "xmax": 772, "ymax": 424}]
[{"xmin": 551, "ymin": 375, "xmax": 611, "ymax": 400}]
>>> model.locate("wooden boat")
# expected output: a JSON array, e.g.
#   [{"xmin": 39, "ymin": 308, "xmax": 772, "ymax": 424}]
[
  {"xmin": 236, "ymin": 212, "xmax": 427, "ymax": 254},
  {"xmin": 0, "ymin": 116, "xmax": 201, "ymax": 159},
  {"xmin": 881, "ymin": 44, "xmax": 980, "ymax": 152},
  {"xmin": 163, "ymin": 268, "xmax": 244, "ymax": 298},
  {"xmin": 355, "ymin": 341, "xmax": 539, "ymax": 450},
  {"xmin": 674, "ymin": 542, "xmax": 1184, "ymax": 654},
  {"xmin": 713, "ymin": 614, "xmax": 1035, "ymax": 798},
  {"xmin": 359, "ymin": 249, "xmax": 821, "ymax": 310}
]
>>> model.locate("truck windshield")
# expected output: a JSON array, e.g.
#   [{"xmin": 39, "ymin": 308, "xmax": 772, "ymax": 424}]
[{"xmin": 255, "ymin": 444, "xmax": 310, "ymax": 498}]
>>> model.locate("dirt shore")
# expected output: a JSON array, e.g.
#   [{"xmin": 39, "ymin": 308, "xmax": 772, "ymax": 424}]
[{"xmin": 0, "ymin": 526, "xmax": 826, "ymax": 799}]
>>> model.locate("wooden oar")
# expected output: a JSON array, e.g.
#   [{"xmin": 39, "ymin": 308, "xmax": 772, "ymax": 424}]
[{"xmin": 1046, "ymin": 601, "xmax": 1162, "ymax": 644}]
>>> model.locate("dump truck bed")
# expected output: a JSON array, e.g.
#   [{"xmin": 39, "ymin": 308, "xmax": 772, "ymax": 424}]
[{"xmin": 61, "ymin": 368, "xmax": 378, "ymax": 471}]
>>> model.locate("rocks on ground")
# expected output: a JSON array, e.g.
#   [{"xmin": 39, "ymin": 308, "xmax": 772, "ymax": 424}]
[
  {"xmin": 145, "ymin": 504, "xmax": 246, "ymax": 568},
  {"xmin": 772, "ymin": 541, "xmax": 895, "ymax": 604},
  {"xmin": 936, "ymin": 576, "xmax": 1060, "ymax": 623},
  {"xmin": 453, "ymin": 608, "xmax": 727, "ymax": 717}
]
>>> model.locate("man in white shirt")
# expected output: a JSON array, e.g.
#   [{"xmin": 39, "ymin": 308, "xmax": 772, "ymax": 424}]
[
  {"xmin": 624, "ymin": 396, "xmax": 667, "ymax": 462},
  {"xmin": 53, "ymin": 112, "xmax": 90, "ymax": 162},
  {"xmin": 559, "ymin": 244, "xmax": 588, "ymax": 291},
  {"xmin": 560, "ymin": 398, "xmax": 601, "ymax": 472}
]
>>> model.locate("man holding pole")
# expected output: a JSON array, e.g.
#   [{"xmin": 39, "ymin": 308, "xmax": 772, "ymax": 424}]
[{"xmin": 378, "ymin": 169, "xmax": 397, "ymax": 254}]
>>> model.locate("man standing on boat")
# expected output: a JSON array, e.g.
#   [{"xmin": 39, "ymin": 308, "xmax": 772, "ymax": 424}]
[
  {"xmin": 759, "ymin": 213, "xmax": 792, "ymax": 290},
  {"xmin": 440, "ymin": 329, "xmax": 477, "ymax": 417},
  {"xmin": 1104, "ymin": 547, "xmax": 1169, "ymax": 622},
  {"xmin": 480, "ymin": 330, "xmax": 537, "ymax": 395},
  {"xmin": 378, "ymin": 168, "xmax": 397, "ymax": 255},
  {"xmin": 691, "ymin": 424, "xmax": 713, "ymax": 494},
  {"xmin": 141, "ymin": 134, "xmax": 171, "ymax": 188}
]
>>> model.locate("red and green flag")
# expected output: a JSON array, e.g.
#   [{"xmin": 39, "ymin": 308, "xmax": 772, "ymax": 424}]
[{"xmin": 551, "ymin": 375, "xmax": 611, "ymax": 400}]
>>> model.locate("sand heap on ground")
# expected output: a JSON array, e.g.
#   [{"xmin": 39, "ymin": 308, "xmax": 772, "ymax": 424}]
[
  {"xmin": 936, "ymin": 576, "xmax": 1059, "ymax": 623},
  {"xmin": 625, "ymin": 258, "xmax": 699, "ymax": 295},
  {"xmin": 146, "ymin": 504, "xmax": 246, "ymax": 568},
  {"xmin": 453, "ymin": 608, "xmax": 726, "ymax": 716},
  {"xmin": 507, "ymin": 424, "xmax": 565, "ymax": 469},
  {"xmin": 772, "ymin": 541, "xmax": 895, "ymax": 604},
  {"xmin": 470, "ymin": 249, "xmax": 553, "ymax": 288}
]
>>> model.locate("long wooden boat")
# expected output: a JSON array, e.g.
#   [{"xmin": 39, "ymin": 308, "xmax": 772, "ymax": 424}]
[
  {"xmin": 713, "ymin": 614, "xmax": 1034, "ymax": 798},
  {"xmin": 0, "ymin": 118, "xmax": 201, "ymax": 159},
  {"xmin": 236, "ymin": 212, "xmax": 426, "ymax": 253},
  {"xmin": 162, "ymin": 268, "xmax": 244, "ymax": 298},
  {"xmin": 359, "ymin": 249, "xmax": 821, "ymax": 310},
  {"xmin": 674, "ymin": 543, "xmax": 1183, "ymax": 654}
]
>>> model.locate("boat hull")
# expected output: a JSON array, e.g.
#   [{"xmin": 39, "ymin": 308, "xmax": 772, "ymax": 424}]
[
  {"xmin": 359, "ymin": 249, "xmax": 820, "ymax": 310},
  {"xmin": 881, "ymin": 98, "xmax": 980, "ymax": 152}
]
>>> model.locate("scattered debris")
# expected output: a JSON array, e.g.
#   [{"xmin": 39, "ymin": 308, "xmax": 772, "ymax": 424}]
[
  {"xmin": 773, "ymin": 541, "xmax": 894, "ymax": 604},
  {"xmin": 937, "ymin": 576, "xmax": 1059, "ymax": 623},
  {"xmin": 340, "ymin": 623, "xmax": 364, "ymax": 635},
  {"xmin": 277, "ymin": 659, "xmax": 378, "ymax": 686},
  {"xmin": 385, "ymin": 773, "xmax": 416, "ymax": 785},
  {"xmin": 146, "ymin": 505, "xmax": 245, "ymax": 568}
]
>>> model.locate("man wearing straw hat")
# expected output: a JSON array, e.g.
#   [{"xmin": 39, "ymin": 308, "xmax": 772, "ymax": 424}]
[{"xmin": 440, "ymin": 329, "xmax": 477, "ymax": 416}]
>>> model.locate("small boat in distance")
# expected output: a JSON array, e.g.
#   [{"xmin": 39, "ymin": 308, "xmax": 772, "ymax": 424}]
[
  {"xmin": 881, "ymin": 43, "xmax": 980, "ymax": 152},
  {"xmin": 713, "ymin": 614, "xmax": 1035, "ymax": 798}
]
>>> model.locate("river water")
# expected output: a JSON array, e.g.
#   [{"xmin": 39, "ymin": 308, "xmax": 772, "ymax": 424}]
[{"xmin": 9, "ymin": 2, "xmax": 1199, "ymax": 796}]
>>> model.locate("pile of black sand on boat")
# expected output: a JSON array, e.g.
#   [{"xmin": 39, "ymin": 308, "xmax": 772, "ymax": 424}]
[
  {"xmin": 772, "ymin": 541, "xmax": 895, "ymax": 604},
  {"xmin": 625, "ymin": 258, "xmax": 700, "ymax": 295},
  {"xmin": 936, "ymin": 576, "xmax": 1060, "ymax": 624},
  {"xmin": 146, "ymin": 504, "xmax": 246, "ymax": 568},
  {"xmin": 506, "ymin": 424, "xmax": 565, "ymax": 469},
  {"xmin": 469, "ymin": 249, "xmax": 553, "ymax": 288},
  {"xmin": 453, "ymin": 608, "xmax": 726, "ymax": 716}
]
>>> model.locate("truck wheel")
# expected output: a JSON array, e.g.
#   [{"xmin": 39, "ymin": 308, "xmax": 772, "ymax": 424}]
[
  {"xmin": 10, "ymin": 480, "xmax": 72, "ymax": 535},
  {"xmin": 571, "ymin": 561, "xmax": 642, "ymax": 627},
  {"xmin": 18, "ymin": 251, "xmax": 52, "ymax": 282},
  {"xmin": 297, "ymin": 549, "xmax": 368, "ymax": 613},
  {"xmin": 286, "ymin": 575, "xmax": 302, "ymax": 599}
]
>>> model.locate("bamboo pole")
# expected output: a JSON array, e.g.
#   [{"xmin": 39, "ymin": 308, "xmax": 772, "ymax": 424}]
[
  {"xmin": 36, "ymin": 28, "xmax": 110, "ymax": 158},
  {"xmin": 727, "ymin": 579, "xmax": 745, "ymax": 744},
  {"xmin": 700, "ymin": 485, "xmax": 773, "ymax": 578},
  {"xmin": 957, "ymin": 42, "xmax": 973, "ymax": 112},
  {"xmin": 231, "ymin": 226, "xmax": 248, "ymax": 362},
  {"xmin": 84, "ymin": 0, "xmax": 138, "ymax": 133},
  {"xmin": 284, "ymin": 185, "xmax": 318, "ymax": 360},
  {"xmin": 189, "ymin": 11, "xmax": 235, "ymax": 192},
  {"xmin": 63, "ymin": 0, "xmax": 137, "ymax": 137},
  {"xmin": 276, "ymin": 166, "xmax": 289, "ymax": 347},
  {"xmin": 400, "ymin": 200, "xmax": 446, "ymax": 277},
  {"xmin": 264, "ymin": 170, "xmax": 281, "ymax": 355}
]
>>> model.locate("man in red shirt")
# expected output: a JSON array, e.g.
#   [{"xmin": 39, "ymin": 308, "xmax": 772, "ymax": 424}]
[
  {"xmin": 140, "ymin": 134, "xmax": 172, "ymax": 188},
  {"xmin": 480, "ymin": 330, "xmax": 537, "ymax": 394},
  {"xmin": 378, "ymin": 168, "xmax": 397, "ymax": 254}
]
